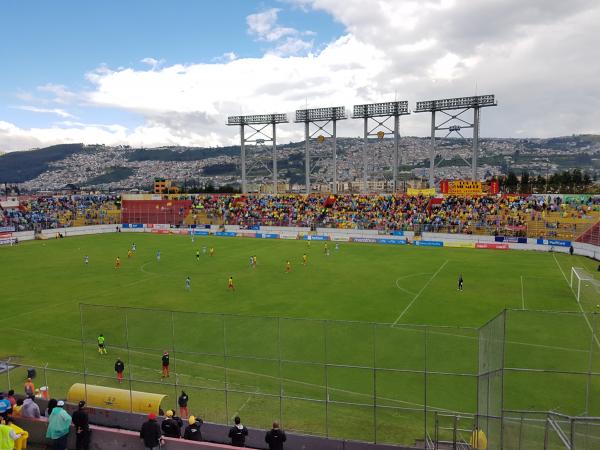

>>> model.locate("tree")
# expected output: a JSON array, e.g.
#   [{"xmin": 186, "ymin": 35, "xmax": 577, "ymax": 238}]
[
  {"xmin": 506, "ymin": 172, "xmax": 518, "ymax": 193},
  {"xmin": 519, "ymin": 171, "xmax": 530, "ymax": 194}
]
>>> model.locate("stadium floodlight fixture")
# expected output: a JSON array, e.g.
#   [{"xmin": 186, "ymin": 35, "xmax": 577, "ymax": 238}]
[
  {"xmin": 295, "ymin": 107, "xmax": 346, "ymax": 122},
  {"xmin": 414, "ymin": 95, "xmax": 496, "ymax": 113},
  {"xmin": 227, "ymin": 113, "xmax": 288, "ymax": 125},
  {"xmin": 352, "ymin": 101, "xmax": 410, "ymax": 118}
]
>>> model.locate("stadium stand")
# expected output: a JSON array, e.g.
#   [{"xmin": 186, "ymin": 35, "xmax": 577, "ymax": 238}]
[{"xmin": 2, "ymin": 193, "xmax": 600, "ymax": 241}]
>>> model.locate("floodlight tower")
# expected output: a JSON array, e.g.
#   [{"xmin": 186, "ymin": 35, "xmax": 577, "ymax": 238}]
[
  {"xmin": 295, "ymin": 107, "xmax": 347, "ymax": 194},
  {"xmin": 352, "ymin": 101, "xmax": 410, "ymax": 193},
  {"xmin": 226, "ymin": 114, "xmax": 289, "ymax": 194},
  {"xmin": 414, "ymin": 95, "xmax": 497, "ymax": 188}
]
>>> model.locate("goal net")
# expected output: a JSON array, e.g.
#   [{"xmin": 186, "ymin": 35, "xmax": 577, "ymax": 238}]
[{"xmin": 570, "ymin": 267, "xmax": 600, "ymax": 311}]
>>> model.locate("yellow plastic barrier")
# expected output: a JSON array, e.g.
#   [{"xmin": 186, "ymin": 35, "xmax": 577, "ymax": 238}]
[{"xmin": 67, "ymin": 383, "xmax": 166, "ymax": 414}]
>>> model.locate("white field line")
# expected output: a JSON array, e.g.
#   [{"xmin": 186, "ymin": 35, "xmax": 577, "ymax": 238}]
[
  {"xmin": 520, "ymin": 275, "xmax": 525, "ymax": 310},
  {"xmin": 553, "ymin": 253, "xmax": 600, "ymax": 349},
  {"xmin": 395, "ymin": 272, "xmax": 433, "ymax": 296},
  {"xmin": 392, "ymin": 260, "xmax": 449, "ymax": 326},
  {"xmin": 395, "ymin": 280, "xmax": 417, "ymax": 297}
]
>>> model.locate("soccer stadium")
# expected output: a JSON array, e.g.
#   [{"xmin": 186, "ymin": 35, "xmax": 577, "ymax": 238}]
[{"xmin": 2, "ymin": 2, "xmax": 600, "ymax": 450}]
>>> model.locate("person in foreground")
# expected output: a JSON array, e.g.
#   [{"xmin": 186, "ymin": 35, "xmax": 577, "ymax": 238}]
[
  {"xmin": 183, "ymin": 415, "xmax": 203, "ymax": 441},
  {"xmin": 265, "ymin": 422, "xmax": 287, "ymax": 450},
  {"xmin": 228, "ymin": 416, "xmax": 248, "ymax": 447},
  {"xmin": 140, "ymin": 412, "xmax": 163, "ymax": 450},
  {"xmin": 46, "ymin": 400, "xmax": 71, "ymax": 450}
]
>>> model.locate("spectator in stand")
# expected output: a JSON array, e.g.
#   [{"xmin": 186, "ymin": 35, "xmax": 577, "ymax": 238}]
[
  {"xmin": 183, "ymin": 415, "xmax": 203, "ymax": 441},
  {"xmin": 140, "ymin": 413, "xmax": 163, "ymax": 450},
  {"xmin": 46, "ymin": 400, "xmax": 71, "ymax": 450},
  {"xmin": 6, "ymin": 392, "xmax": 15, "ymax": 408},
  {"xmin": 161, "ymin": 410, "xmax": 181, "ymax": 438},
  {"xmin": 0, "ymin": 394, "xmax": 10, "ymax": 419},
  {"xmin": 45, "ymin": 399, "xmax": 58, "ymax": 417},
  {"xmin": 72, "ymin": 400, "xmax": 90, "ymax": 450},
  {"xmin": 12, "ymin": 399, "xmax": 23, "ymax": 417},
  {"xmin": 265, "ymin": 422, "xmax": 287, "ymax": 450},
  {"xmin": 0, "ymin": 417, "xmax": 21, "ymax": 449},
  {"xmin": 228, "ymin": 416, "xmax": 248, "ymax": 447},
  {"xmin": 21, "ymin": 396, "xmax": 40, "ymax": 419},
  {"xmin": 4, "ymin": 416, "xmax": 28, "ymax": 450}
]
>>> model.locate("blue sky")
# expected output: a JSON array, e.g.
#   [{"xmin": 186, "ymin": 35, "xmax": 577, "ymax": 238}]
[{"xmin": 0, "ymin": 0, "xmax": 599, "ymax": 151}]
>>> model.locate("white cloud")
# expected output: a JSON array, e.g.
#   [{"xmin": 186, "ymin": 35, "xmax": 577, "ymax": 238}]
[
  {"xmin": 15, "ymin": 106, "xmax": 76, "ymax": 119},
  {"xmin": 246, "ymin": 8, "xmax": 297, "ymax": 42},
  {"xmin": 1, "ymin": 0, "xmax": 600, "ymax": 151},
  {"xmin": 140, "ymin": 57, "xmax": 165, "ymax": 70},
  {"xmin": 36, "ymin": 84, "xmax": 77, "ymax": 104}
]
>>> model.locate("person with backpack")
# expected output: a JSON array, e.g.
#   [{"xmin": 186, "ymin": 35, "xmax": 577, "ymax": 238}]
[
  {"xmin": 228, "ymin": 416, "xmax": 248, "ymax": 447},
  {"xmin": 265, "ymin": 422, "xmax": 287, "ymax": 450},
  {"xmin": 183, "ymin": 415, "xmax": 203, "ymax": 441}
]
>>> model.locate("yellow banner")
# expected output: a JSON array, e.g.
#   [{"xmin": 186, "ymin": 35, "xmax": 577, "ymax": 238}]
[
  {"xmin": 444, "ymin": 241, "xmax": 475, "ymax": 248},
  {"xmin": 448, "ymin": 181, "xmax": 483, "ymax": 195},
  {"xmin": 407, "ymin": 187, "xmax": 436, "ymax": 196}
]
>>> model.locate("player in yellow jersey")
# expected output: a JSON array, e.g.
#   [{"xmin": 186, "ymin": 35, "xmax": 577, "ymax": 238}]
[
  {"xmin": 302, "ymin": 254, "xmax": 308, "ymax": 266},
  {"xmin": 209, "ymin": 247, "xmax": 214, "ymax": 257},
  {"xmin": 115, "ymin": 257, "xmax": 121, "ymax": 269},
  {"xmin": 228, "ymin": 276, "xmax": 235, "ymax": 291},
  {"xmin": 253, "ymin": 255, "xmax": 257, "ymax": 267},
  {"xmin": 285, "ymin": 260, "xmax": 292, "ymax": 273},
  {"xmin": 127, "ymin": 249, "xmax": 133, "ymax": 258}
]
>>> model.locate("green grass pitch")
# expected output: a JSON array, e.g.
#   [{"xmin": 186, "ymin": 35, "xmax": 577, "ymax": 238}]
[{"xmin": 1, "ymin": 233, "xmax": 599, "ymax": 445}]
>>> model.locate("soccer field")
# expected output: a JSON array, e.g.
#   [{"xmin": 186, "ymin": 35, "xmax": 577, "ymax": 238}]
[{"xmin": 1, "ymin": 233, "xmax": 599, "ymax": 445}]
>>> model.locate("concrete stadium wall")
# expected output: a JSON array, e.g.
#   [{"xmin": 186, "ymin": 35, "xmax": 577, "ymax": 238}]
[{"xmin": 15, "ymin": 400, "xmax": 417, "ymax": 450}]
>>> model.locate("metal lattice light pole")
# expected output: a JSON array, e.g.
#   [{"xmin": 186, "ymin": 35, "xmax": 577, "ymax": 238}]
[
  {"xmin": 352, "ymin": 101, "xmax": 410, "ymax": 193},
  {"xmin": 226, "ymin": 114, "xmax": 289, "ymax": 194},
  {"xmin": 295, "ymin": 107, "xmax": 347, "ymax": 194},
  {"xmin": 414, "ymin": 95, "xmax": 497, "ymax": 188}
]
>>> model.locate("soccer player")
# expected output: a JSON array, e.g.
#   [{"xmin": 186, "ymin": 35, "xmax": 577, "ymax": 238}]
[
  {"xmin": 253, "ymin": 255, "xmax": 257, "ymax": 267},
  {"xmin": 83, "ymin": 255, "xmax": 89, "ymax": 265},
  {"xmin": 191, "ymin": 235, "xmax": 195, "ymax": 244},
  {"xmin": 458, "ymin": 273, "xmax": 464, "ymax": 291},
  {"xmin": 249, "ymin": 255, "xmax": 254, "ymax": 268},
  {"xmin": 209, "ymin": 247, "xmax": 214, "ymax": 257},
  {"xmin": 97, "ymin": 334, "xmax": 107, "ymax": 355},
  {"xmin": 185, "ymin": 276, "xmax": 191, "ymax": 291},
  {"xmin": 115, "ymin": 257, "xmax": 121, "ymax": 269},
  {"xmin": 114, "ymin": 359, "xmax": 125, "ymax": 383},
  {"xmin": 127, "ymin": 249, "xmax": 133, "ymax": 259},
  {"xmin": 161, "ymin": 351, "xmax": 170, "ymax": 378},
  {"xmin": 202, "ymin": 246, "xmax": 207, "ymax": 255},
  {"xmin": 335, "ymin": 243, "xmax": 340, "ymax": 251},
  {"xmin": 196, "ymin": 250, "xmax": 200, "ymax": 261},
  {"xmin": 302, "ymin": 254, "xmax": 308, "ymax": 266},
  {"xmin": 156, "ymin": 250, "xmax": 161, "ymax": 262},
  {"xmin": 132, "ymin": 243, "xmax": 136, "ymax": 253},
  {"xmin": 228, "ymin": 276, "xmax": 235, "ymax": 291},
  {"xmin": 285, "ymin": 261, "xmax": 292, "ymax": 273}
]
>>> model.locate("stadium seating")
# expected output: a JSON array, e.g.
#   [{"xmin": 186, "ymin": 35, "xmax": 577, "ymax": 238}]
[{"xmin": 2, "ymin": 193, "xmax": 599, "ymax": 240}]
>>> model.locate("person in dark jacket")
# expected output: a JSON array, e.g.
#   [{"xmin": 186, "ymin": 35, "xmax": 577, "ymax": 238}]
[
  {"xmin": 183, "ymin": 415, "xmax": 203, "ymax": 441},
  {"xmin": 114, "ymin": 359, "xmax": 125, "ymax": 383},
  {"xmin": 140, "ymin": 413, "xmax": 163, "ymax": 450},
  {"xmin": 228, "ymin": 416, "xmax": 248, "ymax": 447},
  {"xmin": 265, "ymin": 422, "xmax": 287, "ymax": 450},
  {"xmin": 177, "ymin": 390, "xmax": 189, "ymax": 419},
  {"xmin": 161, "ymin": 410, "xmax": 181, "ymax": 438},
  {"xmin": 71, "ymin": 400, "xmax": 90, "ymax": 450}
]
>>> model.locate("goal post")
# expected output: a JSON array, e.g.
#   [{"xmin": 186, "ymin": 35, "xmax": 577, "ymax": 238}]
[{"xmin": 570, "ymin": 267, "xmax": 600, "ymax": 310}]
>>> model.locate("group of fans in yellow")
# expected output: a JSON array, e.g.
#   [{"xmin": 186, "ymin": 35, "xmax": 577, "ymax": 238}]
[{"xmin": 91, "ymin": 239, "xmax": 340, "ymax": 293}]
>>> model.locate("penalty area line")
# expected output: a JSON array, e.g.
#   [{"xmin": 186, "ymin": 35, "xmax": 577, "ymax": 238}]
[{"xmin": 392, "ymin": 260, "xmax": 449, "ymax": 327}]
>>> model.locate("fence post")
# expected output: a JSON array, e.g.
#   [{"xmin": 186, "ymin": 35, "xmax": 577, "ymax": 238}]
[
  {"xmin": 223, "ymin": 314, "xmax": 229, "ymax": 423},
  {"xmin": 452, "ymin": 414, "xmax": 457, "ymax": 450},
  {"xmin": 518, "ymin": 413, "xmax": 523, "ymax": 450},
  {"xmin": 278, "ymin": 317, "xmax": 283, "ymax": 426},
  {"xmin": 79, "ymin": 305, "xmax": 88, "ymax": 402},
  {"xmin": 570, "ymin": 418, "xmax": 575, "ymax": 450},
  {"xmin": 544, "ymin": 416, "xmax": 549, "ymax": 450},
  {"xmin": 372, "ymin": 323, "xmax": 377, "ymax": 444},
  {"xmin": 6, "ymin": 358, "xmax": 11, "ymax": 391},
  {"xmin": 170, "ymin": 312, "xmax": 179, "ymax": 412},
  {"xmin": 434, "ymin": 411, "xmax": 438, "ymax": 450},
  {"xmin": 424, "ymin": 327, "xmax": 428, "ymax": 448},
  {"xmin": 125, "ymin": 312, "xmax": 133, "ymax": 413},
  {"xmin": 324, "ymin": 320, "xmax": 329, "ymax": 439}
]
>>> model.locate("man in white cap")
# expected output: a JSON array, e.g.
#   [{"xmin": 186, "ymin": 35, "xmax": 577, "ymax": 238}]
[{"xmin": 46, "ymin": 400, "xmax": 72, "ymax": 450}]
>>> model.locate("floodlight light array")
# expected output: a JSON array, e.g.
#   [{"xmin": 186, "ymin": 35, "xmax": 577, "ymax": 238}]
[
  {"xmin": 295, "ymin": 107, "xmax": 346, "ymax": 122},
  {"xmin": 352, "ymin": 101, "xmax": 409, "ymax": 118},
  {"xmin": 227, "ymin": 114, "xmax": 288, "ymax": 125},
  {"xmin": 415, "ymin": 95, "xmax": 496, "ymax": 112}
]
